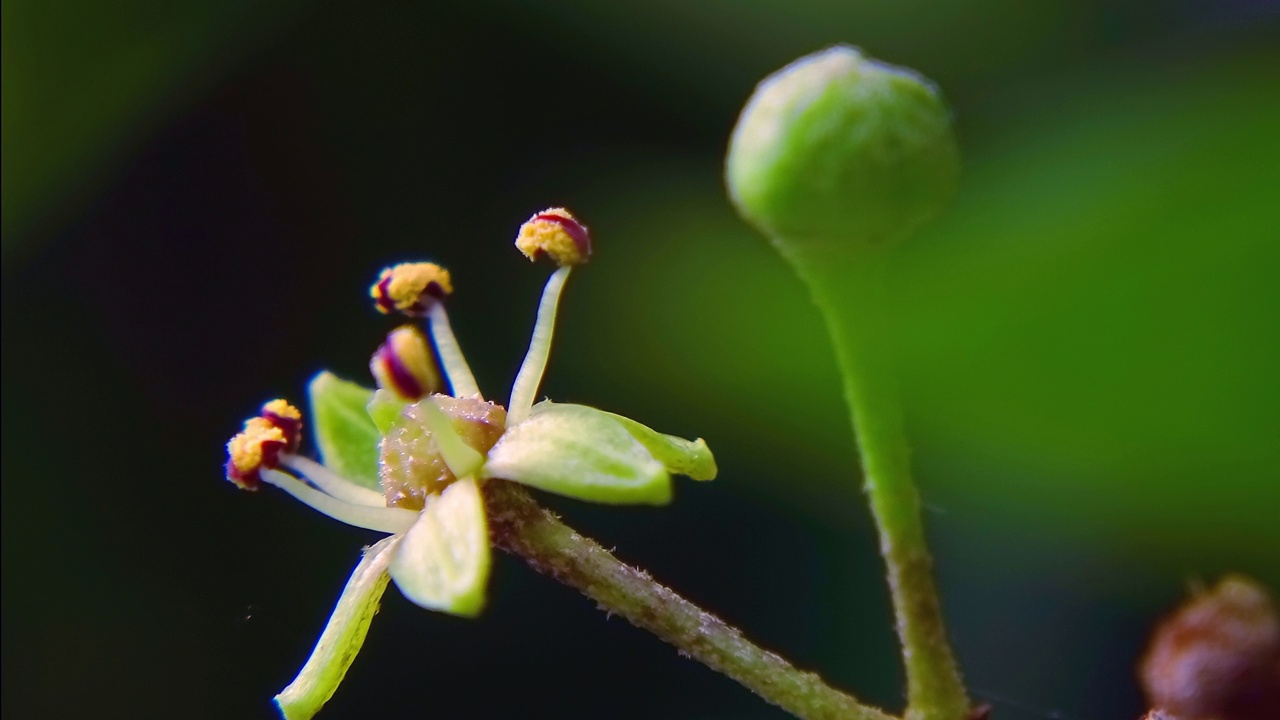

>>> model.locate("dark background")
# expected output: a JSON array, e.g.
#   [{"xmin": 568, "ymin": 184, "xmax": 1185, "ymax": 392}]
[{"xmin": 4, "ymin": 2, "xmax": 1279, "ymax": 719}]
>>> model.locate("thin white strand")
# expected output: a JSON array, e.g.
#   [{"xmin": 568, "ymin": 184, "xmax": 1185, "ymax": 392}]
[
  {"xmin": 427, "ymin": 302, "xmax": 481, "ymax": 399},
  {"xmin": 260, "ymin": 469, "xmax": 417, "ymax": 534},
  {"xmin": 280, "ymin": 454, "xmax": 386, "ymax": 507},
  {"xmin": 507, "ymin": 265, "xmax": 571, "ymax": 425}
]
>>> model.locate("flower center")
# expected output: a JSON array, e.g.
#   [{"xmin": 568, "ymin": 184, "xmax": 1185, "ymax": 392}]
[{"xmin": 379, "ymin": 394, "xmax": 507, "ymax": 510}]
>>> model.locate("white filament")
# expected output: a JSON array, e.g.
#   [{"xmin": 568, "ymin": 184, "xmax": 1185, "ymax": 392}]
[
  {"xmin": 426, "ymin": 302, "xmax": 482, "ymax": 399},
  {"xmin": 507, "ymin": 265, "xmax": 572, "ymax": 425},
  {"xmin": 281, "ymin": 454, "xmax": 386, "ymax": 507},
  {"xmin": 260, "ymin": 469, "xmax": 418, "ymax": 534}
]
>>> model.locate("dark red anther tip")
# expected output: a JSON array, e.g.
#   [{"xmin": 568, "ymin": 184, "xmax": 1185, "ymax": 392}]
[{"xmin": 374, "ymin": 275, "xmax": 398, "ymax": 314}]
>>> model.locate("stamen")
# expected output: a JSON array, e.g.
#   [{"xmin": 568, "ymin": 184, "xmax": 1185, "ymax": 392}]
[
  {"xmin": 261, "ymin": 399, "xmax": 303, "ymax": 452},
  {"xmin": 426, "ymin": 301, "xmax": 481, "ymax": 398},
  {"xmin": 507, "ymin": 265, "xmax": 572, "ymax": 425},
  {"xmin": 280, "ymin": 455, "xmax": 387, "ymax": 508},
  {"xmin": 370, "ymin": 325, "xmax": 442, "ymax": 401},
  {"xmin": 515, "ymin": 208, "xmax": 592, "ymax": 266},
  {"xmin": 370, "ymin": 262, "xmax": 453, "ymax": 317},
  {"xmin": 260, "ymin": 469, "xmax": 418, "ymax": 534},
  {"xmin": 417, "ymin": 397, "xmax": 486, "ymax": 479},
  {"xmin": 226, "ymin": 417, "xmax": 288, "ymax": 490}
]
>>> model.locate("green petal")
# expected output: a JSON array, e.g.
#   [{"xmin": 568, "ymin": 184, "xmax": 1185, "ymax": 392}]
[
  {"xmin": 602, "ymin": 410, "xmax": 718, "ymax": 481},
  {"xmin": 482, "ymin": 402, "xmax": 672, "ymax": 505},
  {"xmin": 274, "ymin": 536, "xmax": 398, "ymax": 720},
  {"xmin": 388, "ymin": 477, "xmax": 490, "ymax": 617},
  {"xmin": 308, "ymin": 371, "xmax": 381, "ymax": 490}
]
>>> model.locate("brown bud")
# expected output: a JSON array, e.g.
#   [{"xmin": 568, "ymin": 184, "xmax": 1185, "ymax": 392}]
[{"xmin": 1140, "ymin": 575, "xmax": 1280, "ymax": 720}]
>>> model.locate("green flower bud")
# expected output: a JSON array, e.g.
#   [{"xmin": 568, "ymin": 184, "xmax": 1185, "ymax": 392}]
[{"xmin": 726, "ymin": 45, "xmax": 959, "ymax": 254}]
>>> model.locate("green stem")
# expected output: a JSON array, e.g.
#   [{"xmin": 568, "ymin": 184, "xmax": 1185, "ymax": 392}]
[
  {"xmin": 483, "ymin": 480, "xmax": 896, "ymax": 720},
  {"xmin": 790, "ymin": 243, "xmax": 968, "ymax": 720}
]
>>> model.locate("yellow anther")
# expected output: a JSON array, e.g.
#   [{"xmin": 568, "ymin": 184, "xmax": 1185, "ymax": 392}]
[
  {"xmin": 261, "ymin": 398, "xmax": 303, "ymax": 451},
  {"xmin": 262, "ymin": 399, "xmax": 301, "ymax": 422},
  {"xmin": 371, "ymin": 262, "xmax": 454, "ymax": 316},
  {"xmin": 226, "ymin": 417, "xmax": 287, "ymax": 490},
  {"xmin": 370, "ymin": 325, "xmax": 443, "ymax": 400},
  {"xmin": 515, "ymin": 208, "xmax": 592, "ymax": 266}
]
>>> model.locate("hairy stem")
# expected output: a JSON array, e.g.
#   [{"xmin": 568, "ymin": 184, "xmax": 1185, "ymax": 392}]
[
  {"xmin": 792, "ymin": 244, "xmax": 968, "ymax": 720},
  {"xmin": 483, "ymin": 480, "xmax": 895, "ymax": 720}
]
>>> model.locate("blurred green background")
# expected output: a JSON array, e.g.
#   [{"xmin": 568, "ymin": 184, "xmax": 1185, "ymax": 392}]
[{"xmin": 3, "ymin": 1, "xmax": 1278, "ymax": 718}]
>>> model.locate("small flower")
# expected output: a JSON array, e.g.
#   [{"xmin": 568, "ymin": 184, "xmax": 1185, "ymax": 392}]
[{"xmin": 225, "ymin": 209, "xmax": 716, "ymax": 720}]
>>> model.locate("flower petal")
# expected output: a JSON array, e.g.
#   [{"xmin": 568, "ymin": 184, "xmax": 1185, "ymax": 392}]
[
  {"xmin": 388, "ymin": 477, "xmax": 490, "ymax": 617},
  {"xmin": 274, "ymin": 536, "xmax": 399, "ymax": 720},
  {"xmin": 482, "ymin": 402, "xmax": 672, "ymax": 505},
  {"xmin": 308, "ymin": 371, "xmax": 381, "ymax": 490}
]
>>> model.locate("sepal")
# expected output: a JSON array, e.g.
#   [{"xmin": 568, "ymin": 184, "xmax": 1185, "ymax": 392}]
[
  {"xmin": 274, "ymin": 536, "xmax": 399, "ymax": 720},
  {"xmin": 482, "ymin": 402, "xmax": 673, "ymax": 505},
  {"xmin": 603, "ymin": 410, "xmax": 717, "ymax": 481},
  {"xmin": 388, "ymin": 478, "xmax": 490, "ymax": 617},
  {"xmin": 308, "ymin": 372, "xmax": 381, "ymax": 490}
]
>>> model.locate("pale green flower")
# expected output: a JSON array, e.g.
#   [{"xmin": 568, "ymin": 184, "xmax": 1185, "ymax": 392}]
[{"xmin": 223, "ymin": 208, "xmax": 716, "ymax": 720}]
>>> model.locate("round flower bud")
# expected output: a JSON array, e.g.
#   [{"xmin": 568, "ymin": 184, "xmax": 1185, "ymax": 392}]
[{"xmin": 726, "ymin": 45, "xmax": 959, "ymax": 252}]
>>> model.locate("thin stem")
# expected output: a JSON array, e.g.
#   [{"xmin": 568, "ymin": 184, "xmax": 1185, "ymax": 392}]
[
  {"xmin": 427, "ymin": 302, "xmax": 482, "ymax": 399},
  {"xmin": 793, "ymin": 245, "xmax": 967, "ymax": 720},
  {"xmin": 507, "ymin": 265, "xmax": 572, "ymax": 425},
  {"xmin": 483, "ymin": 480, "xmax": 896, "ymax": 720}
]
